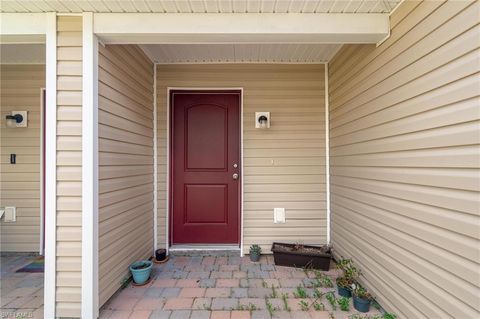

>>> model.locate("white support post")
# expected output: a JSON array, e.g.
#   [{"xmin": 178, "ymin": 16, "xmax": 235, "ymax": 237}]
[
  {"xmin": 153, "ymin": 64, "xmax": 158, "ymax": 253},
  {"xmin": 82, "ymin": 12, "xmax": 99, "ymax": 319},
  {"xmin": 44, "ymin": 12, "xmax": 57, "ymax": 319},
  {"xmin": 324, "ymin": 64, "xmax": 331, "ymax": 245}
]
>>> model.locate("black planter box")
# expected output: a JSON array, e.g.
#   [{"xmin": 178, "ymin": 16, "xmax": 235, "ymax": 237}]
[{"xmin": 271, "ymin": 242, "xmax": 331, "ymax": 270}]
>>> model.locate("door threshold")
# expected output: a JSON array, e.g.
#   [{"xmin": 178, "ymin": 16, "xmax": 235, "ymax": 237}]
[
  {"xmin": 169, "ymin": 244, "xmax": 241, "ymax": 256},
  {"xmin": 169, "ymin": 244, "xmax": 240, "ymax": 251}
]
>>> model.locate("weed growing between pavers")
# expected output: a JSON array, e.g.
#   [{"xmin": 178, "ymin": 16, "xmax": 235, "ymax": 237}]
[
  {"xmin": 293, "ymin": 285, "xmax": 308, "ymax": 298},
  {"xmin": 120, "ymin": 274, "xmax": 131, "ymax": 289},
  {"xmin": 281, "ymin": 293, "xmax": 290, "ymax": 312},
  {"xmin": 338, "ymin": 296, "xmax": 351, "ymax": 311},
  {"xmin": 299, "ymin": 300, "xmax": 309, "ymax": 311},
  {"xmin": 315, "ymin": 270, "xmax": 334, "ymax": 287},
  {"xmin": 326, "ymin": 291, "xmax": 337, "ymax": 310},
  {"xmin": 270, "ymin": 285, "xmax": 278, "ymax": 298},
  {"xmin": 313, "ymin": 300, "xmax": 324, "ymax": 311},
  {"xmin": 265, "ymin": 298, "xmax": 278, "ymax": 316},
  {"xmin": 313, "ymin": 287, "xmax": 323, "ymax": 299},
  {"xmin": 236, "ymin": 303, "xmax": 257, "ymax": 313}
]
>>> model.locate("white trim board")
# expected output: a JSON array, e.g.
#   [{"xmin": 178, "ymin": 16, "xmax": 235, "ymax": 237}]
[
  {"xmin": 165, "ymin": 85, "xmax": 170, "ymax": 254},
  {"xmin": 165, "ymin": 87, "xmax": 244, "ymax": 255},
  {"xmin": 93, "ymin": 13, "xmax": 389, "ymax": 44},
  {"xmin": 81, "ymin": 12, "xmax": 99, "ymax": 319},
  {"xmin": 240, "ymin": 89, "xmax": 244, "ymax": 257},
  {"xmin": 153, "ymin": 64, "xmax": 158, "ymax": 253},
  {"xmin": 43, "ymin": 11, "xmax": 56, "ymax": 319},
  {"xmin": 39, "ymin": 88, "xmax": 46, "ymax": 255},
  {"xmin": 325, "ymin": 64, "xmax": 331, "ymax": 245}
]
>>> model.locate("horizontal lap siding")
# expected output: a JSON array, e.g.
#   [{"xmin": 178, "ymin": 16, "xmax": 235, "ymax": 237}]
[
  {"xmin": 0, "ymin": 64, "xmax": 44, "ymax": 252},
  {"xmin": 328, "ymin": 1, "xmax": 480, "ymax": 318},
  {"xmin": 56, "ymin": 16, "xmax": 82, "ymax": 318},
  {"xmin": 98, "ymin": 45, "xmax": 154, "ymax": 307},
  {"xmin": 156, "ymin": 64, "xmax": 326, "ymax": 254}
]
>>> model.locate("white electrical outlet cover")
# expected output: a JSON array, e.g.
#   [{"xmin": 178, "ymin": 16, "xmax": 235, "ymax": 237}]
[
  {"xmin": 274, "ymin": 208, "xmax": 285, "ymax": 223},
  {"xmin": 4, "ymin": 207, "xmax": 16, "ymax": 222}
]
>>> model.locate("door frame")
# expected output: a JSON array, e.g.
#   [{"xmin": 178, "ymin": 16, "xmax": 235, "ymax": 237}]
[{"xmin": 166, "ymin": 88, "xmax": 244, "ymax": 255}]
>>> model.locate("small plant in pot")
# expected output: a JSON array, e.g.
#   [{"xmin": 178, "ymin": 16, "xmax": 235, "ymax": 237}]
[
  {"xmin": 336, "ymin": 276, "xmax": 352, "ymax": 297},
  {"xmin": 129, "ymin": 260, "xmax": 153, "ymax": 285},
  {"xmin": 352, "ymin": 284, "xmax": 372, "ymax": 313},
  {"xmin": 335, "ymin": 258, "xmax": 360, "ymax": 297},
  {"xmin": 249, "ymin": 244, "xmax": 262, "ymax": 262}
]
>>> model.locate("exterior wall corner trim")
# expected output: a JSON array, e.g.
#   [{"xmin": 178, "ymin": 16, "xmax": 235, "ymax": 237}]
[
  {"xmin": 81, "ymin": 12, "xmax": 100, "ymax": 319},
  {"xmin": 43, "ymin": 11, "xmax": 57, "ymax": 319}
]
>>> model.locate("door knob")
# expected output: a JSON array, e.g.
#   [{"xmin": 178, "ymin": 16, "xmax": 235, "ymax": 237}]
[{"xmin": 232, "ymin": 173, "xmax": 239, "ymax": 180}]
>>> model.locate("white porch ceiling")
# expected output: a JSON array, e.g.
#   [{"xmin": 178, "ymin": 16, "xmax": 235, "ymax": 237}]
[
  {"xmin": 0, "ymin": 0, "xmax": 401, "ymax": 13},
  {"xmin": 141, "ymin": 43, "xmax": 342, "ymax": 63}
]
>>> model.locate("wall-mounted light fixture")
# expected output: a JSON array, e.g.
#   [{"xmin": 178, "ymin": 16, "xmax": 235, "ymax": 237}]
[
  {"xmin": 5, "ymin": 111, "xmax": 27, "ymax": 128},
  {"xmin": 255, "ymin": 112, "xmax": 270, "ymax": 129}
]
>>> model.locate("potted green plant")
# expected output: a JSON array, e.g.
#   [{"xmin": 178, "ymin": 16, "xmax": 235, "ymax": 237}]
[
  {"xmin": 249, "ymin": 244, "xmax": 262, "ymax": 262},
  {"xmin": 129, "ymin": 260, "xmax": 153, "ymax": 285},
  {"xmin": 352, "ymin": 284, "xmax": 372, "ymax": 313},
  {"xmin": 336, "ymin": 276, "xmax": 352, "ymax": 297},
  {"xmin": 335, "ymin": 258, "xmax": 360, "ymax": 297}
]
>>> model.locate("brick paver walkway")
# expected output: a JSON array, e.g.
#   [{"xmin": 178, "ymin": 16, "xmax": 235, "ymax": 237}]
[
  {"xmin": 100, "ymin": 254, "xmax": 383, "ymax": 319},
  {"xmin": 0, "ymin": 254, "xmax": 44, "ymax": 319}
]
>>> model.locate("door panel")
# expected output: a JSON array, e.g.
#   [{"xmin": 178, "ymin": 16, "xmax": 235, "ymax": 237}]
[
  {"xmin": 171, "ymin": 91, "xmax": 240, "ymax": 244},
  {"xmin": 186, "ymin": 104, "xmax": 227, "ymax": 170},
  {"xmin": 185, "ymin": 184, "xmax": 227, "ymax": 223}
]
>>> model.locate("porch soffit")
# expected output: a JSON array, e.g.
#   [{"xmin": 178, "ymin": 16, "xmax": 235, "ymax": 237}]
[{"xmin": 1, "ymin": 1, "xmax": 401, "ymax": 14}]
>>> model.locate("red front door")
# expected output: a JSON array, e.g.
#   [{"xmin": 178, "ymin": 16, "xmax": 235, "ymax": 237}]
[{"xmin": 171, "ymin": 90, "xmax": 241, "ymax": 244}]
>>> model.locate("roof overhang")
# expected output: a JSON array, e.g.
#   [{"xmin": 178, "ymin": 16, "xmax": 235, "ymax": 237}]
[
  {"xmin": 0, "ymin": 13, "xmax": 46, "ymax": 43},
  {"xmin": 94, "ymin": 13, "xmax": 390, "ymax": 44}
]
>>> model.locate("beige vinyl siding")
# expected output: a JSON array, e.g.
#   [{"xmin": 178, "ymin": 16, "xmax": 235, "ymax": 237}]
[
  {"xmin": 98, "ymin": 45, "xmax": 154, "ymax": 307},
  {"xmin": 328, "ymin": 1, "xmax": 480, "ymax": 319},
  {"xmin": 55, "ymin": 16, "xmax": 82, "ymax": 318},
  {"xmin": 156, "ymin": 64, "xmax": 326, "ymax": 253},
  {"xmin": 0, "ymin": 64, "xmax": 44, "ymax": 252}
]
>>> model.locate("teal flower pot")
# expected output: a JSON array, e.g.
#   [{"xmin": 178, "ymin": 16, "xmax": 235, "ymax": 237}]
[
  {"xmin": 337, "ymin": 284, "xmax": 352, "ymax": 297},
  {"xmin": 353, "ymin": 296, "xmax": 371, "ymax": 313},
  {"xmin": 129, "ymin": 260, "xmax": 153, "ymax": 285}
]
